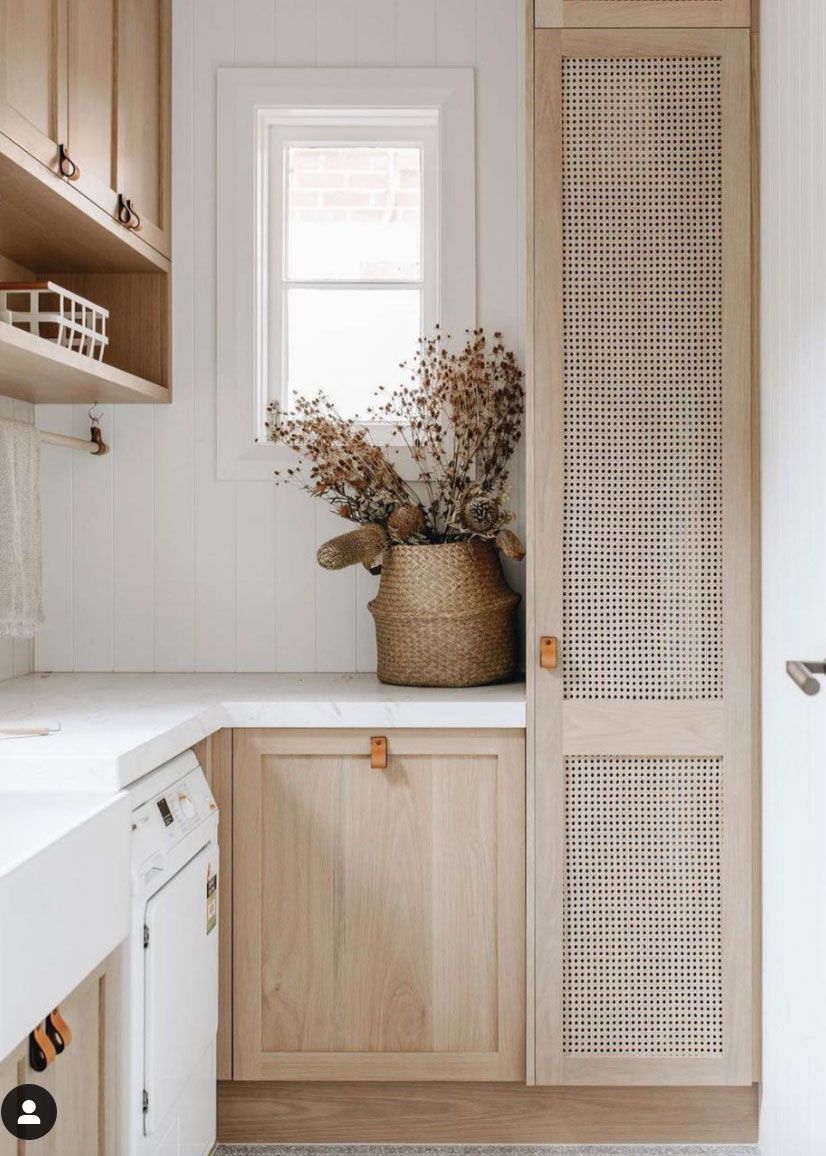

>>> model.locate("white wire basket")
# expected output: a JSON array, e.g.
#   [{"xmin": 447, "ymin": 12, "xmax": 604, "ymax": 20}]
[{"xmin": 0, "ymin": 280, "xmax": 109, "ymax": 362}]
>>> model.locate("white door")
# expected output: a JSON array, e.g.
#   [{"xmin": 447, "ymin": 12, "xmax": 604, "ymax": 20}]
[
  {"xmin": 761, "ymin": 1, "xmax": 826, "ymax": 1152},
  {"xmin": 143, "ymin": 843, "xmax": 219, "ymax": 1135}
]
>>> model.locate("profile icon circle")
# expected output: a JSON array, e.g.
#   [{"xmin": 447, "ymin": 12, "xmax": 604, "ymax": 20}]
[{"xmin": 1, "ymin": 1084, "xmax": 57, "ymax": 1140}]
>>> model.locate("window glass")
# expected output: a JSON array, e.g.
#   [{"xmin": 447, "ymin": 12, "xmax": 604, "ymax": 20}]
[
  {"xmin": 286, "ymin": 287, "xmax": 421, "ymax": 420},
  {"xmin": 286, "ymin": 146, "xmax": 422, "ymax": 282}
]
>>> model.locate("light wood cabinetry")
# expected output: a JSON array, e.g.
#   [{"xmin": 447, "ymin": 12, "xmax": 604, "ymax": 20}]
[
  {"xmin": 0, "ymin": 0, "xmax": 64, "ymax": 171},
  {"xmin": 232, "ymin": 728, "xmax": 525, "ymax": 1082},
  {"xmin": 0, "ymin": 0, "xmax": 168, "ymax": 258},
  {"xmin": 0, "ymin": 0, "xmax": 171, "ymax": 402},
  {"xmin": 534, "ymin": 0, "xmax": 751, "ymax": 27},
  {"xmin": 65, "ymin": 0, "xmax": 117, "ymax": 217},
  {"xmin": 528, "ymin": 8, "xmax": 758, "ymax": 1089},
  {"xmin": 0, "ymin": 955, "xmax": 118, "ymax": 1155},
  {"xmin": 116, "ymin": 0, "xmax": 170, "ymax": 257}
]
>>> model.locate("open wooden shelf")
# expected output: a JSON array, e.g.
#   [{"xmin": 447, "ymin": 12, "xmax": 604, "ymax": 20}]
[{"xmin": 0, "ymin": 321, "xmax": 168, "ymax": 405}]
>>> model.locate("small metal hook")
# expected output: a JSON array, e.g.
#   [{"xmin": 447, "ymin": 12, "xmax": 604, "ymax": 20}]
[{"xmin": 87, "ymin": 405, "xmax": 108, "ymax": 454}]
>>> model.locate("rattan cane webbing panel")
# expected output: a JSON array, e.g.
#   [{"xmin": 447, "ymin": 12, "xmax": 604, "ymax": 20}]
[
  {"xmin": 563, "ymin": 757, "xmax": 724, "ymax": 1056},
  {"xmin": 562, "ymin": 56, "xmax": 723, "ymax": 701}
]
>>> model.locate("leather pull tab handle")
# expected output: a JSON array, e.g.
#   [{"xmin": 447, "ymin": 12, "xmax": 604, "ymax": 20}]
[
  {"xmin": 30, "ymin": 1024, "xmax": 57, "ymax": 1071},
  {"xmin": 370, "ymin": 736, "xmax": 388, "ymax": 770},
  {"xmin": 540, "ymin": 636, "xmax": 559, "ymax": 670},
  {"xmin": 46, "ymin": 1008, "xmax": 72, "ymax": 1053}
]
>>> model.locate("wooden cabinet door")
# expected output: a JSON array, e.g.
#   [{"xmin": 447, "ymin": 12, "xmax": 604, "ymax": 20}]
[
  {"xmin": 65, "ymin": 0, "xmax": 118, "ymax": 217},
  {"xmin": 531, "ymin": 28, "xmax": 755, "ymax": 1086},
  {"xmin": 0, "ymin": 959, "xmax": 116, "ymax": 1155},
  {"xmin": 115, "ymin": 0, "xmax": 170, "ymax": 256},
  {"xmin": 233, "ymin": 728, "xmax": 525, "ymax": 1081},
  {"xmin": 0, "ymin": 0, "xmax": 65, "ymax": 170},
  {"xmin": 0, "ymin": 1038, "xmax": 27, "ymax": 1156},
  {"xmin": 50, "ymin": 964, "xmax": 110, "ymax": 1155}
]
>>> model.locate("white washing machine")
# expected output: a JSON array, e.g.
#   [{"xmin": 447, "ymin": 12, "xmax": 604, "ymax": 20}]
[{"xmin": 119, "ymin": 750, "xmax": 220, "ymax": 1156}]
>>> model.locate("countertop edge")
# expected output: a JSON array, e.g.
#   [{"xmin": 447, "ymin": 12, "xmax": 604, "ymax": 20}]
[{"xmin": 0, "ymin": 681, "xmax": 526, "ymax": 791}]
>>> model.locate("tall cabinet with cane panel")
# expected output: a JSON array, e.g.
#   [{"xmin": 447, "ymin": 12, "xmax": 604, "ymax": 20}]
[{"xmin": 528, "ymin": 0, "xmax": 759, "ymax": 1088}]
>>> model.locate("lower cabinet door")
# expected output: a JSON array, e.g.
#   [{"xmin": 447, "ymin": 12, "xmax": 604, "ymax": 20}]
[
  {"xmin": 0, "ymin": 958, "xmax": 115, "ymax": 1156},
  {"xmin": 233, "ymin": 728, "xmax": 525, "ymax": 1081}
]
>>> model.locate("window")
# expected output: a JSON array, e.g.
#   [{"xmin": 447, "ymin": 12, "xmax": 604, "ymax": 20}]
[
  {"xmin": 269, "ymin": 121, "xmax": 439, "ymax": 425},
  {"xmin": 217, "ymin": 69, "xmax": 475, "ymax": 479}
]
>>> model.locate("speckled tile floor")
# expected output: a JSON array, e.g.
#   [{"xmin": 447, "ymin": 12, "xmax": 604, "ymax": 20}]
[{"xmin": 214, "ymin": 1146, "xmax": 760, "ymax": 1155}]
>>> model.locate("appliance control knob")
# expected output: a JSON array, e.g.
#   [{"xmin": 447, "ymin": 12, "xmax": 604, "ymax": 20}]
[{"xmin": 178, "ymin": 792, "xmax": 196, "ymax": 819}]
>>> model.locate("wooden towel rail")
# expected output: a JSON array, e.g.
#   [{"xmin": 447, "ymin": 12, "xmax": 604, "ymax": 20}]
[{"xmin": 39, "ymin": 423, "xmax": 108, "ymax": 456}]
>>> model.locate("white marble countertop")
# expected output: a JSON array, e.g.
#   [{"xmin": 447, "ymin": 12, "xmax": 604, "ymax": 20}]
[{"xmin": 0, "ymin": 672, "xmax": 526, "ymax": 791}]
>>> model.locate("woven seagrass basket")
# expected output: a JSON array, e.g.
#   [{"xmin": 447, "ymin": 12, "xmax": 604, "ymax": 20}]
[{"xmin": 368, "ymin": 540, "xmax": 521, "ymax": 687}]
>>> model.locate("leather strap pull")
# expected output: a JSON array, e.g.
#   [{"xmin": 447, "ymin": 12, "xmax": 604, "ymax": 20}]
[
  {"xmin": 46, "ymin": 1008, "xmax": 72, "ymax": 1053},
  {"xmin": 370, "ymin": 736, "xmax": 388, "ymax": 770},
  {"xmin": 30, "ymin": 1024, "xmax": 57, "ymax": 1071}
]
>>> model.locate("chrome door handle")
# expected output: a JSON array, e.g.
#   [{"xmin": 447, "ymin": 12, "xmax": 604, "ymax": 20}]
[{"xmin": 786, "ymin": 660, "xmax": 826, "ymax": 695}]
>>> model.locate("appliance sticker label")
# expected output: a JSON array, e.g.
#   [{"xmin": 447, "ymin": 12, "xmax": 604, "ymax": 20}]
[{"xmin": 207, "ymin": 865, "xmax": 218, "ymax": 935}]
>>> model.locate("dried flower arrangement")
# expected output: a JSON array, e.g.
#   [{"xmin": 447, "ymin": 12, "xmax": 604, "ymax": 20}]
[{"xmin": 266, "ymin": 327, "xmax": 526, "ymax": 573}]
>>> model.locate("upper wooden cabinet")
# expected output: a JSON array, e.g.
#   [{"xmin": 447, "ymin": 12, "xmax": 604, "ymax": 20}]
[
  {"xmin": 0, "ymin": 0, "xmax": 170, "ymax": 402},
  {"xmin": 233, "ymin": 728, "xmax": 526, "ymax": 1082},
  {"xmin": 115, "ymin": 0, "xmax": 170, "ymax": 257},
  {"xmin": 0, "ymin": 0, "xmax": 64, "ymax": 170},
  {"xmin": 64, "ymin": 0, "xmax": 117, "ymax": 218},
  {"xmin": 0, "ymin": 0, "xmax": 169, "ymax": 259}
]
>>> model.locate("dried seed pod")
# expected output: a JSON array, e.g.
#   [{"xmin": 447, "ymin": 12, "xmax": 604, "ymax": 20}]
[
  {"xmin": 387, "ymin": 503, "xmax": 426, "ymax": 542},
  {"xmin": 496, "ymin": 528, "xmax": 526, "ymax": 561},
  {"xmin": 460, "ymin": 486, "xmax": 504, "ymax": 534},
  {"xmin": 317, "ymin": 524, "xmax": 388, "ymax": 571}
]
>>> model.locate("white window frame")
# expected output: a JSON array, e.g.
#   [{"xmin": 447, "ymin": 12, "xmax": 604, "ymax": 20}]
[{"xmin": 216, "ymin": 68, "xmax": 476, "ymax": 480}]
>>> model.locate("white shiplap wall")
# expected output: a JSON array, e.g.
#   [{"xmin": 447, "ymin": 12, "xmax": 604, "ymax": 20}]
[
  {"xmin": 34, "ymin": 0, "xmax": 525, "ymax": 673},
  {"xmin": 0, "ymin": 396, "xmax": 35, "ymax": 680}
]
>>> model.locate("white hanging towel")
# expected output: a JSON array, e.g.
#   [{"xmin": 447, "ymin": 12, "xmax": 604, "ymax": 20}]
[{"xmin": 0, "ymin": 417, "xmax": 44, "ymax": 638}]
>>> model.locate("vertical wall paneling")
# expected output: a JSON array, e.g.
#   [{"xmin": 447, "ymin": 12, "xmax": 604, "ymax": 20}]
[
  {"xmin": 356, "ymin": 566, "xmax": 379, "ymax": 673},
  {"xmin": 273, "ymin": 0, "xmax": 316, "ymax": 66},
  {"xmin": 235, "ymin": 481, "xmax": 278, "ymax": 672},
  {"xmin": 315, "ymin": 503, "xmax": 358, "ymax": 672},
  {"xmin": 71, "ymin": 404, "xmax": 114, "ymax": 670},
  {"xmin": 234, "ymin": 0, "xmax": 276, "ymax": 65},
  {"xmin": 10, "ymin": 400, "xmax": 35, "ymax": 675},
  {"xmin": 34, "ymin": 406, "xmax": 74, "ymax": 672},
  {"xmin": 0, "ymin": 397, "xmax": 35, "ymax": 678},
  {"xmin": 34, "ymin": 0, "xmax": 526, "ymax": 674},
  {"xmin": 317, "ymin": 0, "xmax": 357, "ymax": 65},
  {"xmin": 356, "ymin": 0, "xmax": 396, "ymax": 66},
  {"xmin": 234, "ymin": 0, "xmax": 279, "ymax": 673},
  {"xmin": 154, "ymin": 0, "xmax": 197, "ymax": 671},
  {"xmin": 308, "ymin": 1, "xmax": 360, "ymax": 670},
  {"xmin": 476, "ymin": 0, "xmax": 526, "ymax": 628},
  {"xmin": 113, "ymin": 406, "xmax": 156, "ymax": 670},
  {"xmin": 271, "ymin": 0, "xmax": 319, "ymax": 673},
  {"xmin": 437, "ymin": 0, "xmax": 477, "ymax": 66},
  {"xmin": 193, "ymin": 0, "xmax": 237, "ymax": 671},
  {"xmin": 274, "ymin": 486, "xmax": 317, "ymax": 671},
  {"xmin": 395, "ymin": 0, "xmax": 437, "ymax": 67}
]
